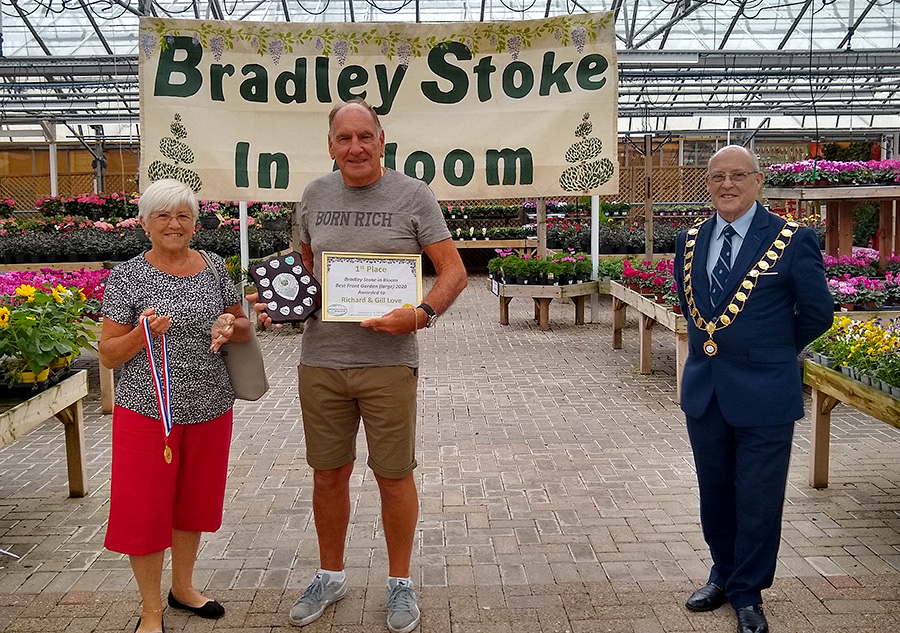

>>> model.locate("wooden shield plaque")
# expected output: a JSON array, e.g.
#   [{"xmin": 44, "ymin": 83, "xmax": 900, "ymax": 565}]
[{"xmin": 249, "ymin": 251, "xmax": 321, "ymax": 322}]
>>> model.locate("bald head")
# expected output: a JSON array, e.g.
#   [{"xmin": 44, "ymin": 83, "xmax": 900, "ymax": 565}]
[
  {"xmin": 708, "ymin": 145, "xmax": 760, "ymax": 173},
  {"xmin": 328, "ymin": 98, "xmax": 382, "ymax": 140}
]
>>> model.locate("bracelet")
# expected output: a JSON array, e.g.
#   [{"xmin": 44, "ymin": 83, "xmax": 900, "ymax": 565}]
[{"xmin": 411, "ymin": 306, "xmax": 419, "ymax": 331}]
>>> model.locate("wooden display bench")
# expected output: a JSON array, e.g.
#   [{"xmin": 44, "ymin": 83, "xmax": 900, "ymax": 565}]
[
  {"xmin": 610, "ymin": 282, "xmax": 688, "ymax": 402},
  {"xmin": 0, "ymin": 370, "xmax": 90, "ymax": 497},
  {"xmin": 804, "ymin": 360, "xmax": 900, "ymax": 489},
  {"xmin": 839, "ymin": 307, "xmax": 900, "ymax": 321},
  {"xmin": 767, "ymin": 185, "xmax": 900, "ymax": 270},
  {"xmin": 490, "ymin": 279, "xmax": 607, "ymax": 331},
  {"xmin": 453, "ymin": 238, "xmax": 535, "ymax": 256}
]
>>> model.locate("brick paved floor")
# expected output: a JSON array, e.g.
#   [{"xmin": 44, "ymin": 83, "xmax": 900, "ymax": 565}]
[{"xmin": 1, "ymin": 275, "xmax": 899, "ymax": 632}]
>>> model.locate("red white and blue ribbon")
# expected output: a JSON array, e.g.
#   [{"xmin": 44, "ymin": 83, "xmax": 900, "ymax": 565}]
[{"xmin": 142, "ymin": 317, "xmax": 174, "ymax": 462}]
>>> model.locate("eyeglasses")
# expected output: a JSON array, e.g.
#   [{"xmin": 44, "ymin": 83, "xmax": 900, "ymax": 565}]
[
  {"xmin": 708, "ymin": 171, "xmax": 759, "ymax": 184},
  {"xmin": 149, "ymin": 212, "xmax": 195, "ymax": 225}
]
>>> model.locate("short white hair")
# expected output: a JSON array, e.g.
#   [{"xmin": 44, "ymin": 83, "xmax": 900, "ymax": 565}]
[{"xmin": 137, "ymin": 179, "xmax": 199, "ymax": 223}]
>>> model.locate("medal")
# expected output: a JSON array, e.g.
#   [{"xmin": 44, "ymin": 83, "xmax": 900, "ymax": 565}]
[
  {"xmin": 142, "ymin": 318, "xmax": 175, "ymax": 465},
  {"xmin": 703, "ymin": 340, "xmax": 718, "ymax": 356}
]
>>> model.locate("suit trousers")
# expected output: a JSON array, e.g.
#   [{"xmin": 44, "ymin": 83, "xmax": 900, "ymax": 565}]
[{"xmin": 686, "ymin": 395, "xmax": 794, "ymax": 608}]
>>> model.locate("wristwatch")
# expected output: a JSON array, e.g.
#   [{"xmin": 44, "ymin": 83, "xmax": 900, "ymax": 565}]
[{"xmin": 417, "ymin": 302, "xmax": 438, "ymax": 328}]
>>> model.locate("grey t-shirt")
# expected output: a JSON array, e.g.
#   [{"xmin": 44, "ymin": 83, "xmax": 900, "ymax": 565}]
[
  {"xmin": 297, "ymin": 169, "xmax": 451, "ymax": 369},
  {"xmin": 101, "ymin": 252, "xmax": 241, "ymax": 423}
]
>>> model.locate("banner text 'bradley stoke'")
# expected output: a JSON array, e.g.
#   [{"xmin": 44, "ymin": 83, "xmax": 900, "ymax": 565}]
[{"xmin": 139, "ymin": 15, "xmax": 618, "ymax": 200}]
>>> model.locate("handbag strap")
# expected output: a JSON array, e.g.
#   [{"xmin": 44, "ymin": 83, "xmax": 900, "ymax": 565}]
[{"xmin": 199, "ymin": 250, "xmax": 226, "ymax": 309}]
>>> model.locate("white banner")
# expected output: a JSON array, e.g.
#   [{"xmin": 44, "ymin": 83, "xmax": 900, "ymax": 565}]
[{"xmin": 139, "ymin": 14, "xmax": 618, "ymax": 201}]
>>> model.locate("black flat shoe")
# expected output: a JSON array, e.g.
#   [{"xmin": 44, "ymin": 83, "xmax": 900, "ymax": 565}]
[
  {"xmin": 685, "ymin": 583, "xmax": 727, "ymax": 612},
  {"xmin": 133, "ymin": 616, "xmax": 165, "ymax": 632},
  {"xmin": 736, "ymin": 604, "xmax": 768, "ymax": 633},
  {"xmin": 167, "ymin": 590, "xmax": 225, "ymax": 619}
]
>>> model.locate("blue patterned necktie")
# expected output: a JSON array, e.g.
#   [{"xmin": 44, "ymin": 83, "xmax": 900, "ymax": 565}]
[{"xmin": 710, "ymin": 225, "xmax": 736, "ymax": 308}]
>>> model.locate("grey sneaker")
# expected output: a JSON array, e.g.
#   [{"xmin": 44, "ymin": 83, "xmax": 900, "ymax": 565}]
[
  {"xmin": 289, "ymin": 572, "xmax": 348, "ymax": 626},
  {"xmin": 386, "ymin": 579, "xmax": 420, "ymax": 633}
]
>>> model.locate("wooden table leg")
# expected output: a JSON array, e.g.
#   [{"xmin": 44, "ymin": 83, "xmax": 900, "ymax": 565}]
[
  {"xmin": 533, "ymin": 298, "xmax": 541, "ymax": 322},
  {"xmin": 638, "ymin": 314, "xmax": 655, "ymax": 374},
  {"xmin": 100, "ymin": 365, "xmax": 114, "ymax": 414},
  {"xmin": 612, "ymin": 298, "xmax": 626, "ymax": 349},
  {"xmin": 878, "ymin": 200, "xmax": 895, "ymax": 270},
  {"xmin": 675, "ymin": 332, "xmax": 688, "ymax": 405},
  {"xmin": 809, "ymin": 388, "xmax": 840, "ymax": 489},
  {"xmin": 824, "ymin": 199, "xmax": 838, "ymax": 255},
  {"xmin": 499, "ymin": 296, "xmax": 512, "ymax": 325},
  {"xmin": 837, "ymin": 200, "xmax": 854, "ymax": 257},
  {"xmin": 572, "ymin": 296, "xmax": 586, "ymax": 325},
  {"xmin": 55, "ymin": 400, "xmax": 87, "ymax": 498},
  {"xmin": 534, "ymin": 298, "xmax": 552, "ymax": 331}
]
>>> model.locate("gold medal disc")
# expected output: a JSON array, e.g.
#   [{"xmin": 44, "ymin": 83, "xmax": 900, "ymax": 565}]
[
  {"xmin": 164, "ymin": 445, "xmax": 173, "ymax": 464},
  {"xmin": 703, "ymin": 340, "xmax": 718, "ymax": 356}
]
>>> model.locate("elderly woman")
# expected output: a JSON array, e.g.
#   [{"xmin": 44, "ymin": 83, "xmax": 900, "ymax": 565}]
[{"xmin": 99, "ymin": 179, "xmax": 251, "ymax": 633}]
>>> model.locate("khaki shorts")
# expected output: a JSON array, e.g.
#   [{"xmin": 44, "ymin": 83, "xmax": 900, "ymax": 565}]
[{"xmin": 298, "ymin": 364, "xmax": 418, "ymax": 478}]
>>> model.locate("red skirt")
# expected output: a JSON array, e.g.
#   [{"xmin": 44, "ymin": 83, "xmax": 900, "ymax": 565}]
[{"xmin": 104, "ymin": 406, "xmax": 233, "ymax": 556}]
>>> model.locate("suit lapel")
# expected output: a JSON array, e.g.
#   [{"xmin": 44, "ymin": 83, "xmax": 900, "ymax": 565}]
[{"xmin": 692, "ymin": 218, "xmax": 715, "ymax": 318}]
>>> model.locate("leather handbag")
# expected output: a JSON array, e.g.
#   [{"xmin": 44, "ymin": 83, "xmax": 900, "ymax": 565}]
[{"xmin": 200, "ymin": 251, "xmax": 270, "ymax": 401}]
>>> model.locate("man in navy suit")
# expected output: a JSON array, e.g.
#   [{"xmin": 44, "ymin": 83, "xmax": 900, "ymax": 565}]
[{"xmin": 674, "ymin": 145, "xmax": 833, "ymax": 633}]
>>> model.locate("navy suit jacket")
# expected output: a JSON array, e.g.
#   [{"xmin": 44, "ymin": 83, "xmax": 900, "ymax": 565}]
[{"xmin": 674, "ymin": 203, "xmax": 834, "ymax": 426}]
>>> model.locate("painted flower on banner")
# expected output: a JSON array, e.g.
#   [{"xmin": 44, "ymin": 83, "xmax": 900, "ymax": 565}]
[
  {"xmin": 571, "ymin": 27, "xmax": 587, "ymax": 53},
  {"xmin": 141, "ymin": 33, "xmax": 156, "ymax": 58},
  {"xmin": 268, "ymin": 39, "xmax": 284, "ymax": 64},
  {"xmin": 507, "ymin": 35, "xmax": 522, "ymax": 60},
  {"xmin": 334, "ymin": 40, "xmax": 350, "ymax": 65},
  {"xmin": 210, "ymin": 35, "xmax": 226, "ymax": 61}
]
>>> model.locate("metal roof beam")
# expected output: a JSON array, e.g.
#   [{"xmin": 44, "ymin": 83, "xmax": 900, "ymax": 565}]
[
  {"xmin": 10, "ymin": 0, "xmax": 51, "ymax": 56},
  {"xmin": 839, "ymin": 0, "xmax": 881, "ymax": 49},
  {"xmin": 78, "ymin": 0, "xmax": 115, "ymax": 56}
]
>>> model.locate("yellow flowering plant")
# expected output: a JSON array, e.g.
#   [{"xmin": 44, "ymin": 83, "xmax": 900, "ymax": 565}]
[
  {"xmin": 809, "ymin": 316, "xmax": 900, "ymax": 391},
  {"xmin": 0, "ymin": 282, "xmax": 96, "ymax": 382}
]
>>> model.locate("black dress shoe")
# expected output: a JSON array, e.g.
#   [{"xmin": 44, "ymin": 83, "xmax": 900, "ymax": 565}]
[
  {"xmin": 736, "ymin": 604, "xmax": 768, "ymax": 633},
  {"xmin": 685, "ymin": 583, "xmax": 727, "ymax": 612},
  {"xmin": 167, "ymin": 590, "xmax": 225, "ymax": 619}
]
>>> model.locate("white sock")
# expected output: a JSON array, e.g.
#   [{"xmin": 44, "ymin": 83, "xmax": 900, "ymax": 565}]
[
  {"xmin": 390, "ymin": 576, "xmax": 411, "ymax": 587},
  {"xmin": 318, "ymin": 569, "xmax": 345, "ymax": 583}
]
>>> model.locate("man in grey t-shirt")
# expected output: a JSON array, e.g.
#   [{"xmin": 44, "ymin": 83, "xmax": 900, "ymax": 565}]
[{"xmin": 253, "ymin": 98, "xmax": 466, "ymax": 633}]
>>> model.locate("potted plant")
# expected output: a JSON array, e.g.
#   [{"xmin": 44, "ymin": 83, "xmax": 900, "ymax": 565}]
[
  {"xmin": 499, "ymin": 255, "xmax": 526, "ymax": 284},
  {"xmin": 0, "ymin": 197, "xmax": 15, "ymax": 219},
  {"xmin": 827, "ymin": 278, "xmax": 859, "ymax": 310},
  {"xmin": 255, "ymin": 204, "xmax": 291, "ymax": 232},
  {"xmin": 873, "ymin": 352, "xmax": 900, "ymax": 397},
  {"xmin": 573, "ymin": 255, "xmax": 592, "ymax": 282},
  {"xmin": 0, "ymin": 282, "xmax": 96, "ymax": 387}
]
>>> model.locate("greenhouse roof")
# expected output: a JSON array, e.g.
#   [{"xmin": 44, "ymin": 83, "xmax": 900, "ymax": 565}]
[{"xmin": 1, "ymin": 0, "xmax": 899, "ymax": 142}]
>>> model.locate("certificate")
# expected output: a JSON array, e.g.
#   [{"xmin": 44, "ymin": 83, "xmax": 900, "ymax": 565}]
[{"xmin": 321, "ymin": 252, "xmax": 423, "ymax": 322}]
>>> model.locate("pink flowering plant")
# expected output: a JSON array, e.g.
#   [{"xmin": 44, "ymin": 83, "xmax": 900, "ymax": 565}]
[
  {"xmin": 828, "ymin": 275, "xmax": 887, "ymax": 307},
  {"xmin": 622, "ymin": 259, "xmax": 672, "ymax": 291},
  {"xmin": 823, "ymin": 253, "xmax": 879, "ymax": 278},
  {"xmin": 765, "ymin": 159, "xmax": 900, "ymax": 187},
  {"xmin": 36, "ymin": 192, "xmax": 137, "ymax": 220},
  {"xmin": 0, "ymin": 197, "xmax": 15, "ymax": 218}
]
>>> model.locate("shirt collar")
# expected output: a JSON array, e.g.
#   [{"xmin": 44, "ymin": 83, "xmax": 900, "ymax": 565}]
[{"xmin": 715, "ymin": 204, "xmax": 756, "ymax": 239}]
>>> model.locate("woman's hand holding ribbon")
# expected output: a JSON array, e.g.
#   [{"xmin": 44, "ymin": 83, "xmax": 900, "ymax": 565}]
[
  {"xmin": 211, "ymin": 313, "xmax": 236, "ymax": 352},
  {"xmin": 140, "ymin": 308, "xmax": 171, "ymax": 337}
]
